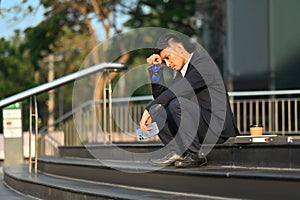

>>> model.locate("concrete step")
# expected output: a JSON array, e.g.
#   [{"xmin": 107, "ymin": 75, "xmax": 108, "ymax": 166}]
[
  {"xmin": 0, "ymin": 167, "xmax": 35, "ymax": 200},
  {"xmin": 4, "ymin": 165, "xmax": 236, "ymax": 200},
  {"xmin": 59, "ymin": 142, "xmax": 300, "ymax": 168},
  {"xmin": 36, "ymin": 156, "xmax": 300, "ymax": 199},
  {"xmin": 5, "ymin": 140, "xmax": 300, "ymax": 200},
  {"xmin": 4, "ymin": 155, "xmax": 300, "ymax": 199}
]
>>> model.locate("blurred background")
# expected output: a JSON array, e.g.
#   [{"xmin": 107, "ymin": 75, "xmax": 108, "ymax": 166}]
[{"xmin": 0, "ymin": 0, "xmax": 300, "ymax": 136}]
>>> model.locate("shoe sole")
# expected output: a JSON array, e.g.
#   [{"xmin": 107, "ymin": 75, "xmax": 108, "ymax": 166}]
[
  {"xmin": 149, "ymin": 156, "xmax": 184, "ymax": 166},
  {"xmin": 149, "ymin": 161, "xmax": 175, "ymax": 166},
  {"xmin": 174, "ymin": 161, "xmax": 208, "ymax": 168}
]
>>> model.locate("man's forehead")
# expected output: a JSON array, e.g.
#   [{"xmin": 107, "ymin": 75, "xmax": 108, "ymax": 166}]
[
  {"xmin": 159, "ymin": 49, "xmax": 170, "ymax": 59},
  {"xmin": 160, "ymin": 48, "xmax": 179, "ymax": 59}
]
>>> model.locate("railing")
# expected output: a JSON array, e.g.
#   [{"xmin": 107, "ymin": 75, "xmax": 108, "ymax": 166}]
[
  {"xmin": 41, "ymin": 89, "xmax": 300, "ymax": 157},
  {"xmin": 1, "ymin": 62, "xmax": 300, "ymax": 160},
  {"xmin": 229, "ymin": 91, "xmax": 300, "ymax": 135},
  {"xmin": 0, "ymin": 62, "xmax": 127, "ymax": 174}
]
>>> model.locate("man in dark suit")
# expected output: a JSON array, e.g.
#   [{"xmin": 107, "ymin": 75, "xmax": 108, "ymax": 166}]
[{"xmin": 139, "ymin": 34, "xmax": 239, "ymax": 168}]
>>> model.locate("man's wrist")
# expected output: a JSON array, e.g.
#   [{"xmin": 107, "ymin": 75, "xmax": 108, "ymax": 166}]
[{"xmin": 146, "ymin": 103, "xmax": 163, "ymax": 112}]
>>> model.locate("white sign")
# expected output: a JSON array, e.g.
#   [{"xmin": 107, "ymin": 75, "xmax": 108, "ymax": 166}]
[
  {"xmin": 3, "ymin": 119, "xmax": 22, "ymax": 129},
  {"xmin": 2, "ymin": 103, "xmax": 22, "ymax": 138},
  {"xmin": 4, "ymin": 128, "xmax": 22, "ymax": 138},
  {"xmin": 3, "ymin": 109, "xmax": 22, "ymax": 118}
]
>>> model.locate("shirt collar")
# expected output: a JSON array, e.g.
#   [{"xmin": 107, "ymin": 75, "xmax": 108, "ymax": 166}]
[{"xmin": 180, "ymin": 53, "xmax": 193, "ymax": 77}]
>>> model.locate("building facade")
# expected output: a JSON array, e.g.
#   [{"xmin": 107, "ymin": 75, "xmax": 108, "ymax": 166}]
[{"xmin": 225, "ymin": 0, "xmax": 300, "ymax": 91}]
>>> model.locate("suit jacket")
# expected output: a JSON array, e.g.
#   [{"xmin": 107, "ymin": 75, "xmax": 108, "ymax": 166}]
[{"xmin": 146, "ymin": 51, "xmax": 240, "ymax": 139}]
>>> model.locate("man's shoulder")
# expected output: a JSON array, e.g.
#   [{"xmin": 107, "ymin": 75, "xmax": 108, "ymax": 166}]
[{"xmin": 190, "ymin": 51, "xmax": 209, "ymax": 62}]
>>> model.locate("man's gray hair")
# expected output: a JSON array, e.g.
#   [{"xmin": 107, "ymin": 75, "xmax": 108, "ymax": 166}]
[{"xmin": 154, "ymin": 34, "xmax": 182, "ymax": 54}]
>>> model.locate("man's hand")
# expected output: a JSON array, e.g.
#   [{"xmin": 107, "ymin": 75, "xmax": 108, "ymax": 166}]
[
  {"xmin": 139, "ymin": 109, "xmax": 152, "ymax": 134},
  {"xmin": 147, "ymin": 54, "xmax": 163, "ymax": 65}
]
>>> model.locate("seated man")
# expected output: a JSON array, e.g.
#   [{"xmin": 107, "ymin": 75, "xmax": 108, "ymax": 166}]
[{"xmin": 139, "ymin": 34, "xmax": 240, "ymax": 168}]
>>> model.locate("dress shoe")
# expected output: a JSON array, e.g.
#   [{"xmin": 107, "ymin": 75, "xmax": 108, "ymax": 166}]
[
  {"xmin": 150, "ymin": 152, "xmax": 182, "ymax": 166},
  {"xmin": 174, "ymin": 153, "xmax": 207, "ymax": 168}
]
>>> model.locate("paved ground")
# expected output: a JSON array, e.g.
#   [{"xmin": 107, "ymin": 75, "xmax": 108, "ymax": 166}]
[{"xmin": 0, "ymin": 167, "xmax": 37, "ymax": 200}]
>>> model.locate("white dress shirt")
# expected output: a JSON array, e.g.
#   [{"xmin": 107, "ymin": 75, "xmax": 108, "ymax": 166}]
[{"xmin": 180, "ymin": 53, "xmax": 193, "ymax": 77}]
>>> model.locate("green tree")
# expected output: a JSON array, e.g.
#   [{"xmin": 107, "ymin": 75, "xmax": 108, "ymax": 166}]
[
  {"xmin": 124, "ymin": 0, "xmax": 226, "ymax": 68},
  {"xmin": 19, "ymin": 14, "xmax": 93, "ymax": 127},
  {"xmin": 0, "ymin": 36, "xmax": 35, "ymax": 99},
  {"xmin": 124, "ymin": 0, "xmax": 201, "ymax": 38},
  {"xmin": 0, "ymin": 34, "xmax": 37, "ymax": 131}
]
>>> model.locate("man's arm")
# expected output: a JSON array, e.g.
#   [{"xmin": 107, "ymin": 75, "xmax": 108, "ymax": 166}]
[
  {"xmin": 146, "ymin": 53, "xmax": 215, "ymax": 111},
  {"xmin": 139, "ymin": 54, "xmax": 163, "ymax": 133}
]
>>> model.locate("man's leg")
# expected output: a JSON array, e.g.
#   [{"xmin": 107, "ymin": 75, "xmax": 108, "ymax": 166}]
[
  {"xmin": 168, "ymin": 97, "xmax": 202, "ymax": 154},
  {"xmin": 169, "ymin": 97, "xmax": 208, "ymax": 168},
  {"xmin": 148, "ymin": 99, "xmax": 185, "ymax": 165}
]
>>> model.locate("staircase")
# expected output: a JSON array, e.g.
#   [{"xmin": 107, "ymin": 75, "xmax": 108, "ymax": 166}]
[{"xmin": 4, "ymin": 140, "xmax": 300, "ymax": 200}]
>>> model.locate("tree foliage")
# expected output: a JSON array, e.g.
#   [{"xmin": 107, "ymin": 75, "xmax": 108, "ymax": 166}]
[
  {"xmin": 0, "ymin": 0, "xmax": 226, "ymax": 130},
  {"xmin": 124, "ymin": 0, "xmax": 225, "ymax": 67},
  {"xmin": 0, "ymin": 34, "xmax": 37, "ymax": 131},
  {"xmin": 0, "ymin": 36, "xmax": 36, "ymax": 99},
  {"xmin": 125, "ymin": 0, "xmax": 199, "ymax": 36}
]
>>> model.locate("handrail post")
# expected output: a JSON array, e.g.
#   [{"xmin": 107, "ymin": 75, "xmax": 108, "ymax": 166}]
[
  {"xmin": 29, "ymin": 97, "xmax": 33, "ymax": 175},
  {"xmin": 103, "ymin": 69, "xmax": 113, "ymax": 144},
  {"xmin": 28, "ymin": 96, "xmax": 38, "ymax": 175},
  {"xmin": 108, "ymin": 70, "xmax": 113, "ymax": 143},
  {"xmin": 34, "ymin": 95, "xmax": 39, "ymax": 174},
  {"xmin": 103, "ymin": 72, "xmax": 107, "ymax": 144}
]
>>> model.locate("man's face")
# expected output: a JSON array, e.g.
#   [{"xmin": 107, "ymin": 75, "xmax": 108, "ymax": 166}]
[{"xmin": 160, "ymin": 48, "xmax": 185, "ymax": 72}]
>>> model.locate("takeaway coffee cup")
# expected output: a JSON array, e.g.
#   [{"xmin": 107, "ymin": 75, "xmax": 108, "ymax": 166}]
[{"xmin": 250, "ymin": 124, "xmax": 263, "ymax": 136}]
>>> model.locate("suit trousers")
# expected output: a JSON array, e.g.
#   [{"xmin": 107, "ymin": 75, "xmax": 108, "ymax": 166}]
[{"xmin": 150, "ymin": 97, "xmax": 227, "ymax": 154}]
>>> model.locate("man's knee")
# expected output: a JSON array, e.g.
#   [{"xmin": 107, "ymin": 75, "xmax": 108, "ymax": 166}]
[
  {"xmin": 168, "ymin": 98, "xmax": 180, "ymax": 114},
  {"xmin": 168, "ymin": 97, "xmax": 199, "ymax": 114}
]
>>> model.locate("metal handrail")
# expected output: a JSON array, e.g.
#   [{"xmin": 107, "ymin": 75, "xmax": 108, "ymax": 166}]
[
  {"xmin": 0, "ymin": 62, "xmax": 127, "ymax": 175},
  {"xmin": 228, "ymin": 89, "xmax": 300, "ymax": 97},
  {"xmin": 40, "ymin": 90, "xmax": 300, "ymax": 135},
  {"xmin": 0, "ymin": 62, "xmax": 127, "ymax": 108},
  {"xmin": 86, "ymin": 89, "xmax": 300, "ymax": 102}
]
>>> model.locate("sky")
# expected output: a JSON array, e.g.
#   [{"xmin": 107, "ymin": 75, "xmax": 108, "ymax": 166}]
[
  {"xmin": 0, "ymin": 0, "xmax": 45, "ymax": 40},
  {"xmin": 0, "ymin": 0, "xmax": 130, "ymax": 41}
]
